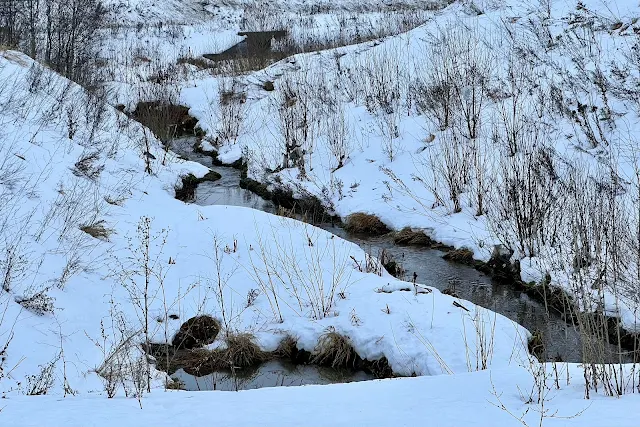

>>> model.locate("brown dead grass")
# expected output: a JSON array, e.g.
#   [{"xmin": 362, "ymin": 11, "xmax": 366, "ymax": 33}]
[
  {"xmin": 223, "ymin": 332, "xmax": 268, "ymax": 368},
  {"xmin": 80, "ymin": 221, "xmax": 112, "ymax": 240},
  {"xmin": 393, "ymin": 228, "xmax": 432, "ymax": 246},
  {"xmin": 443, "ymin": 248, "xmax": 475, "ymax": 265},
  {"xmin": 165, "ymin": 378, "xmax": 186, "ymax": 390},
  {"xmin": 344, "ymin": 213, "xmax": 390, "ymax": 236},
  {"xmin": 311, "ymin": 329, "xmax": 359, "ymax": 368},
  {"xmin": 274, "ymin": 335, "xmax": 298, "ymax": 359}
]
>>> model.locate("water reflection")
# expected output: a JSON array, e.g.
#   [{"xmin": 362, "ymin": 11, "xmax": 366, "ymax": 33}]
[{"xmin": 173, "ymin": 360, "xmax": 374, "ymax": 391}]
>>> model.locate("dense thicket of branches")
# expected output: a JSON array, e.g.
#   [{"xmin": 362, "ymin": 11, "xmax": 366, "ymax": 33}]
[{"xmin": 0, "ymin": 0, "xmax": 104, "ymax": 84}]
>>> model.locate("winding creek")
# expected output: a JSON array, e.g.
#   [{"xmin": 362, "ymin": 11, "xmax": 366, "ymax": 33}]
[{"xmin": 171, "ymin": 138, "xmax": 629, "ymax": 390}]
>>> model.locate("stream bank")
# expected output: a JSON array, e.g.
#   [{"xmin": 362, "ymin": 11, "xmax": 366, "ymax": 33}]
[{"xmin": 173, "ymin": 138, "xmax": 634, "ymax": 364}]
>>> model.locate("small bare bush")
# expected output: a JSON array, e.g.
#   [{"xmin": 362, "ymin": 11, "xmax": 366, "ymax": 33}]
[
  {"xmin": 326, "ymin": 106, "xmax": 351, "ymax": 171},
  {"xmin": 72, "ymin": 151, "xmax": 104, "ymax": 180},
  {"xmin": 215, "ymin": 78, "xmax": 246, "ymax": 145},
  {"xmin": 26, "ymin": 353, "xmax": 60, "ymax": 395},
  {"xmin": 427, "ymin": 129, "xmax": 473, "ymax": 213}
]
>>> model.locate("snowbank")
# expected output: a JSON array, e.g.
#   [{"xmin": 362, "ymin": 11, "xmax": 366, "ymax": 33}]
[{"xmin": 3, "ymin": 364, "xmax": 640, "ymax": 427}]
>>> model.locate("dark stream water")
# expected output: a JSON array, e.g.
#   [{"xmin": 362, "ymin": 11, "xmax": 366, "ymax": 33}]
[
  {"xmin": 173, "ymin": 360, "xmax": 374, "ymax": 391},
  {"xmin": 172, "ymin": 138, "xmax": 628, "ymax": 390}
]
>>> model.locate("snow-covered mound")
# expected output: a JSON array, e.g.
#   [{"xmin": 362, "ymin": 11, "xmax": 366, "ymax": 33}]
[{"xmin": 0, "ymin": 49, "xmax": 529, "ymax": 397}]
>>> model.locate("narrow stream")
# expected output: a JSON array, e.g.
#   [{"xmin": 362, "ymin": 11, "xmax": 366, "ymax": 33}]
[
  {"xmin": 173, "ymin": 360, "xmax": 374, "ymax": 391},
  {"xmin": 172, "ymin": 138, "xmax": 627, "ymax": 391}
]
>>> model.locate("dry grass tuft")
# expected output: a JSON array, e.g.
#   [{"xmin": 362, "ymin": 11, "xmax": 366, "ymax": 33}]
[
  {"xmin": 223, "ymin": 332, "xmax": 268, "ymax": 368},
  {"xmin": 344, "ymin": 213, "xmax": 390, "ymax": 236},
  {"xmin": 443, "ymin": 248, "xmax": 475, "ymax": 265},
  {"xmin": 80, "ymin": 220, "xmax": 112, "ymax": 240},
  {"xmin": 274, "ymin": 335, "xmax": 298, "ymax": 359},
  {"xmin": 311, "ymin": 328, "xmax": 359, "ymax": 368},
  {"xmin": 73, "ymin": 151, "xmax": 104, "ymax": 180},
  {"xmin": 393, "ymin": 228, "xmax": 433, "ymax": 246},
  {"xmin": 165, "ymin": 378, "xmax": 186, "ymax": 390}
]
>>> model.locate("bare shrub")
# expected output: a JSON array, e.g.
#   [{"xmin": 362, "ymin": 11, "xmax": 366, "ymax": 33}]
[
  {"xmin": 427, "ymin": 129, "xmax": 472, "ymax": 213},
  {"xmin": 72, "ymin": 151, "xmax": 104, "ymax": 180},
  {"xmin": 243, "ymin": 224, "xmax": 354, "ymax": 321},
  {"xmin": 413, "ymin": 78, "xmax": 455, "ymax": 131},
  {"xmin": 414, "ymin": 23, "xmax": 494, "ymax": 139},
  {"xmin": 489, "ymin": 128, "xmax": 558, "ymax": 258},
  {"xmin": 26, "ymin": 353, "xmax": 60, "ymax": 395},
  {"xmin": 92, "ymin": 314, "xmax": 145, "ymax": 399},
  {"xmin": 277, "ymin": 76, "xmax": 315, "ymax": 176},
  {"xmin": 326, "ymin": 106, "xmax": 351, "ymax": 171},
  {"xmin": 215, "ymin": 78, "xmax": 246, "ymax": 145}
]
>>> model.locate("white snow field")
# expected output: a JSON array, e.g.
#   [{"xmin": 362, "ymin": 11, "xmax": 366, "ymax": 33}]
[
  {"xmin": 5, "ymin": 366, "xmax": 640, "ymax": 427},
  {"xmin": 4, "ymin": 0, "xmax": 640, "ymax": 426}
]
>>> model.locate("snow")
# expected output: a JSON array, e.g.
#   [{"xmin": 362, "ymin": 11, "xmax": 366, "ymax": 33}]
[
  {"xmin": 0, "ymin": 47, "xmax": 528, "ymax": 399},
  {"xmin": 171, "ymin": 0, "xmax": 640, "ymax": 333},
  {"xmin": 4, "ymin": 365, "xmax": 640, "ymax": 426},
  {"xmin": 4, "ymin": 0, "xmax": 640, "ymax": 425}
]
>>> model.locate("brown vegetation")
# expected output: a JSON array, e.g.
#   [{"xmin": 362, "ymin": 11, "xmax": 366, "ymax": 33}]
[
  {"xmin": 442, "ymin": 248, "xmax": 474, "ymax": 265},
  {"xmin": 80, "ymin": 220, "xmax": 112, "ymax": 240},
  {"xmin": 344, "ymin": 213, "xmax": 390, "ymax": 235},
  {"xmin": 172, "ymin": 315, "xmax": 221, "ymax": 350},
  {"xmin": 393, "ymin": 228, "xmax": 433, "ymax": 246},
  {"xmin": 311, "ymin": 329, "xmax": 359, "ymax": 368}
]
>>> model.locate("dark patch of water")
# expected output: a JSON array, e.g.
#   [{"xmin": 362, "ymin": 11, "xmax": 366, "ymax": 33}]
[{"xmin": 172, "ymin": 360, "xmax": 373, "ymax": 391}]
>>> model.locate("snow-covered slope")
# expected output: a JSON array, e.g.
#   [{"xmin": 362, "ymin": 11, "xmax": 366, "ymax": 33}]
[
  {"xmin": 4, "ymin": 0, "xmax": 640, "ymax": 425},
  {"xmin": 0, "ymin": 49, "xmax": 530, "ymax": 398},
  {"xmin": 175, "ymin": 0, "xmax": 640, "ymax": 332}
]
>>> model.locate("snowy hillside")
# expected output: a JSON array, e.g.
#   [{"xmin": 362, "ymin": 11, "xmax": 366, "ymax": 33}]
[
  {"xmin": 4, "ymin": 0, "xmax": 640, "ymax": 426},
  {"xmin": 0, "ymin": 48, "xmax": 529, "ymax": 397},
  {"xmin": 175, "ymin": 0, "xmax": 640, "ymax": 333}
]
